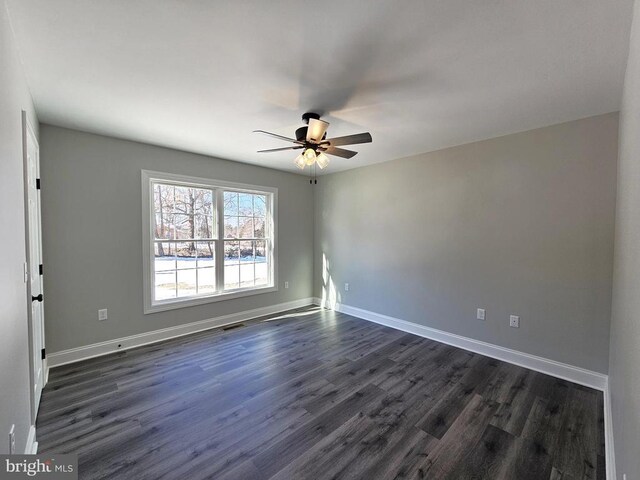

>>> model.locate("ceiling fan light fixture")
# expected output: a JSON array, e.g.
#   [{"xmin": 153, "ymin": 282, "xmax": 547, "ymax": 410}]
[
  {"xmin": 303, "ymin": 148, "xmax": 317, "ymax": 165},
  {"xmin": 294, "ymin": 154, "xmax": 306, "ymax": 169},
  {"xmin": 316, "ymin": 152, "xmax": 330, "ymax": 169}
]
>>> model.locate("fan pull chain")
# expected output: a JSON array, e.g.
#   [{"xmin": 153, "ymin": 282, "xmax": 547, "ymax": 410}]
[{"xmin": 308, "ymin": 163, "xmax": 317, "ymax": 185}]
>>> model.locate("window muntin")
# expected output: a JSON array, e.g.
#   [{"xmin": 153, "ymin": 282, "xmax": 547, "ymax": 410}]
[{"xmin": 144, "ymin": 172, "xmax": 276, "ymax": 312}]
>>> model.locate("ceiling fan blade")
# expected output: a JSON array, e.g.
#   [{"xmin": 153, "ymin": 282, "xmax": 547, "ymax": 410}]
[
  {"xmin": 253, "ymin": 130, "xmax": 304, "ymax": 145},
  {"xmin": 306, "ymin": 118, "xmax": 330, "ymax": 143},
  {"xmin": 323, "ymin": 146, "xmax": 358, "ymax": 159},
  {"xmin": 257, "ymin": 146, "xmax": 304, "ymax": 153},
  {"xmin": 322, "ymin": 132, "xmax": 372, "ymax": 147}
]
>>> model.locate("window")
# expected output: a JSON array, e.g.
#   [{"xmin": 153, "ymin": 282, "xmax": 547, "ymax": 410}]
[{"xmin": 142, "ymin": 171, "xmax": 277, "ymax": 313}]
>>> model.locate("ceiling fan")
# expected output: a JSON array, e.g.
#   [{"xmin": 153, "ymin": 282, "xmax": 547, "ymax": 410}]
[{"xmin": 254, "ymin": 112, "xmax": 372, "ymax": 170}]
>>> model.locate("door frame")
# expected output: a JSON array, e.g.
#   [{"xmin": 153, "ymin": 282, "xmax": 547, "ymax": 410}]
[{"xmin": 22, "ymin": 110, "xmax": 46, "ymax": 424}]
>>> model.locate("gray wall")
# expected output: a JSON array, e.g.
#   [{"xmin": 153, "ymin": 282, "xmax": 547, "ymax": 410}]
[
  {"xmin": 0, "ymin": 1, "xmax": 40, "ymax": 454},
  {"xmin": 40, "ymin": 126, "xmax": 314, "ymax": 353},
  {"xmin": 314, "ymin": 113, "xmax": 618, "ymax": 373},
  {"xmin": 609, "ymin": 0, "xmax": 640, "ymax": 477}
]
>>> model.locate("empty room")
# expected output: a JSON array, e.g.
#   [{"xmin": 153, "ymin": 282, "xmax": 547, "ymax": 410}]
[{"xmin": 1, "ymin": 1, "xmax": 639, "ymax": 479}]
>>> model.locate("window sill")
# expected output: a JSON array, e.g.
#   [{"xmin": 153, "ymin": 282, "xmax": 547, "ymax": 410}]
[{"xmin": 144, "ymin": 285, "xmax": 278, "ymax": 314}]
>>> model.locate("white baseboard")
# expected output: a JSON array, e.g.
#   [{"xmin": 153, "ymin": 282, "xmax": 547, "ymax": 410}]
[
  {"xmin": 25, "ymin": 425, "xmax": 37, "ymax": 454},
  {"xmin": 47, "ymin": 298, "xmax": 315, "ymax": 368},
  {"xmin": 313, "ymin": 298, "xmax": 607, "ymax": 391},
  {"xmin": 604, "ymin": 378, "xmax": 617, "ymax": 480}
]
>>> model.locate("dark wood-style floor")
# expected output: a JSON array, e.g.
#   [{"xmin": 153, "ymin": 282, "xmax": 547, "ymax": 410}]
[{"xmin": 37, "ymin": 307, "xmax": 605, "ymax": 480}]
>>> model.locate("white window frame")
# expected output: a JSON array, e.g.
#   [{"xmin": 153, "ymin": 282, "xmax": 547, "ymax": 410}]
[{"xmin": 142, "ymin": 170, "xmax": 278, "ymax": 314}]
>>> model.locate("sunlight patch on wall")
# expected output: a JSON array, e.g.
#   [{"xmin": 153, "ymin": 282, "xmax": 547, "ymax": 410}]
[{"xmin": 321, "ymin": 252, "xmax": 340, "ymax": 311}]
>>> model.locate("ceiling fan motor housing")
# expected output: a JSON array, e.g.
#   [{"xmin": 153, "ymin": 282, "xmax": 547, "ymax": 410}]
[{"xmin": 295, "ymin": 126, "xmax": 308, "ymax": 142}]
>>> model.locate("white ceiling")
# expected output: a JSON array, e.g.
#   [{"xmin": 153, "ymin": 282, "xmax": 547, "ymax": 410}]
[{"xmin": 6, "ymin": 0, "xmax": 634, "ymax": 174}]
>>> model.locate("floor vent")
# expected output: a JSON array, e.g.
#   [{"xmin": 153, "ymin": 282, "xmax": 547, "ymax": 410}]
[{"xmin": 222, "ymin": 323, "xmax": 246, "ymax": 331}]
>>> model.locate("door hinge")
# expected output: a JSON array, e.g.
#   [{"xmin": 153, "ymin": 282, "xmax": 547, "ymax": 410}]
[
  {"xmin": 39, "ymin": 264, "xmax": 43, "ymax": 276},
  {"xmin": 41, "ymin": 348, "xmax": 46, "ymax": 360},
  {"xmin": 36, "ymin": 178, "xmax": 41, "ymax": 190}
]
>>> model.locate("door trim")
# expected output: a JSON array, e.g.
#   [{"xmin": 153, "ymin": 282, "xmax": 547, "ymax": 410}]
[{"xmin": 22, "ymin": 110, "xmax": 46, "ymax": 425}]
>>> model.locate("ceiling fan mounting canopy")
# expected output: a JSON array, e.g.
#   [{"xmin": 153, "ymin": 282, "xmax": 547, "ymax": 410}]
[{"xmin": 301, "ymin": 112, "xmax": 321, "ymax": 124}]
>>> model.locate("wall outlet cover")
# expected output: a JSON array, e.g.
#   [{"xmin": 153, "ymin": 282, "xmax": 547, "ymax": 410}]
[
  {"xmin": 509, "ymin": 315, "xmax": 520, "ymax": 328},
  {"xmin": 477, "ymin": 308, "xmax": 486, "ymax": 320},
  {"xmin": 284, "ymin": 281, "xmax": 289, "ymax": 289},
  {"xmin": 98, "ymin": 309, "xmax": 108, "ymax": 321}
]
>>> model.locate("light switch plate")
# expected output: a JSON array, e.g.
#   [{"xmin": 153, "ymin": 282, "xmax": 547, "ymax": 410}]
[{"xmin": 98, "ymin": 309, "xmax": 108, "ymax": 321}]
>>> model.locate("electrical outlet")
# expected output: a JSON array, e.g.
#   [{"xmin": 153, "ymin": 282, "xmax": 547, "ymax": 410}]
[
  {"xmin": 9, "ymin": 424, "xmax": 15, "ymax": 455},
  {"xmin": 344, "ymin": 283, "xmax": 349, "ymax": 292},
  {"xmin": 98, "ymin": 309, "xmax": 108, "ymax": 321},
  {"xmin": 509, "ymin": 315, "xmax": 520, "ymax": 328},
  {"xmin": 477, "ymin": 308, "xmax": 485, "ymax": 320},
  {"xmin": 284, "ymin": 281, "xmax": 289, "ymax": 289}
]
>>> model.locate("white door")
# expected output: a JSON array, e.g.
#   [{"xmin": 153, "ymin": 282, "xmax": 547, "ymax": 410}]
[{"xmin": 23, "ymin": 112, "xmax": 45, "ymax": 420}]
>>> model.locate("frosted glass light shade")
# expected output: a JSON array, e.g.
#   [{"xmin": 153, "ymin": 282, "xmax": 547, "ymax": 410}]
[
  {"xmin": 294, "ymin": 154, "xmax": 306, "ymax": 169},
  {"xmin": 307, "ymin": 119, "xmax": 329, "ymax": 143},
  {"xmin": 316, "ymin": 152, "xmax": 330, "ymax": 169}
]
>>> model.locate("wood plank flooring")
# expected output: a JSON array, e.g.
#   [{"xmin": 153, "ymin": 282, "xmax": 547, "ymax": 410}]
[{"xmin": 37, "ymin": 306, "xmax": 605, "ymax": 479}]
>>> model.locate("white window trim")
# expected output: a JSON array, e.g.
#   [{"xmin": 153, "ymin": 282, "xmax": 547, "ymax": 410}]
[{"xmin": 141, "ymin": 170, "xmax": 278, "ymax": 314}]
